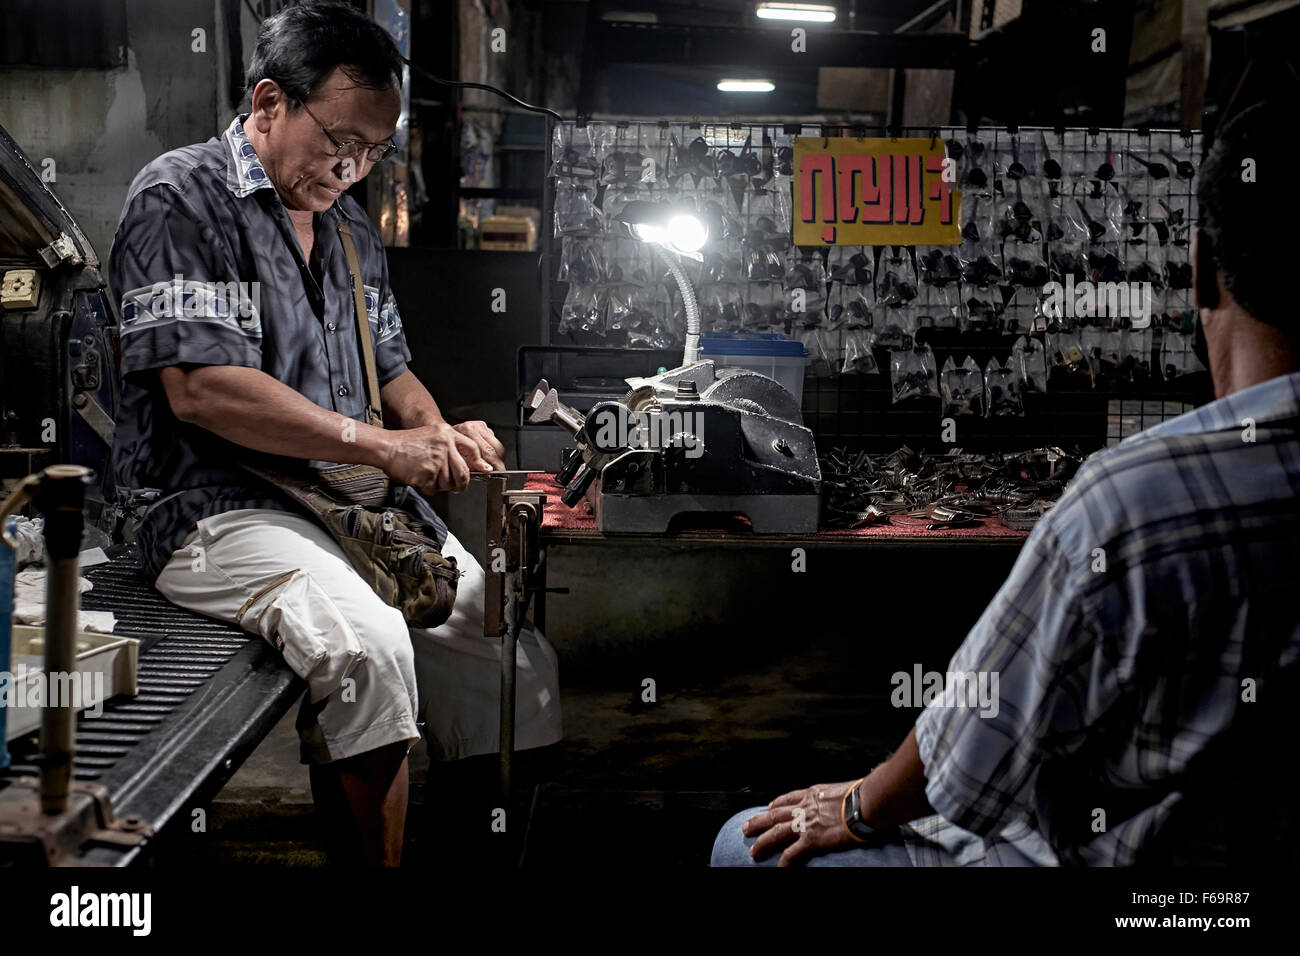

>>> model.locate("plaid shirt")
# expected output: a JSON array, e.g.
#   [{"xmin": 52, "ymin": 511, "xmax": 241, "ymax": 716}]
[{"xmin": 908, "ymin": 371, "xmax": 1300, "ymax": 866}]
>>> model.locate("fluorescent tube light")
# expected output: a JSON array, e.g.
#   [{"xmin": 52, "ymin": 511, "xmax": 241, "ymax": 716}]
[
  {"xmin": 717, "ymin": 79, "xmax": 776, "ymax": 93},
  {"xmin": 756, "ymin": 2, "xmax": 837, "ymax": 23}
]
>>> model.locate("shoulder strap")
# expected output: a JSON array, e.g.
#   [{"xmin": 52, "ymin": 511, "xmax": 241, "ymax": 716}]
[{"xmin": 337, "ymin": 219, "xmax": 384, "ymax": 428}]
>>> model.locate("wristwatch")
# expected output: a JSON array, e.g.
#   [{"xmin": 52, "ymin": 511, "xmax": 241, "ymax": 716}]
[{"xmin": 841, "ymin": 779, "xmax": 891, "ymax": 846}]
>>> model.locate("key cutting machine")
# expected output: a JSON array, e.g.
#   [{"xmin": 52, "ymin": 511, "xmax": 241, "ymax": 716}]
[
  {"xmin": 527, "ymin": 197, "xmax": 821, "ymax": 533},
  {"xmin": 525, "ymin": 360, "xmax": 821, "ymax": 533}
]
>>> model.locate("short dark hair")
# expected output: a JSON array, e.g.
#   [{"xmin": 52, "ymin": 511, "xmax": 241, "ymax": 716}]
[
  {"xmin": 1196, "ymin": 99, "xmax": 1288, "ymax": 329},
  {"xmin": 244, "ymin": 0, "xmax": 403, "ymax": 109}
]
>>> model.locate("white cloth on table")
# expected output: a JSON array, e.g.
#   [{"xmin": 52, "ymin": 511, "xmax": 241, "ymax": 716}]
[{"xmin": 11, "ymin": 567, "xmax": 118, "ymax": 634}]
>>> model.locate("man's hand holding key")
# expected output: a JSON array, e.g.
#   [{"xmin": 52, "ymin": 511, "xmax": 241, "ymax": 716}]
[{"xmin": 382, "ymin": 420, "xmax": 506, "ymax": 494}]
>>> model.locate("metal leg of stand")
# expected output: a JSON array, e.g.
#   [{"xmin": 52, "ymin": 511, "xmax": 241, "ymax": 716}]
[
  {"xmin": 0, "ymin": 516, "xmax": 14, "ymax": 770},
  {"xmin": 483, "ymin": 478, "xmax": 544, "ymax": 856},
  {"xmin": 534, "ymin": 546, "xmax": 548, "ymax": 634},
  {"xmin": 499, "ymin": 589, "xmax": 519, "ymax": 802}
]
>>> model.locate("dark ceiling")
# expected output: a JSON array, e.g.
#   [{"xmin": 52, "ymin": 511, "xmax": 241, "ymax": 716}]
[
  {"xmin": 574, "ymin": 0, "xmax": 944, "ymax": 31},
  {"xmin": 518, "ymin": 0, "xmax": 1139, "ymax": 127},
  {"xmin": 526, "ymin": 0, "xmax": 965, "ymax": 119}
]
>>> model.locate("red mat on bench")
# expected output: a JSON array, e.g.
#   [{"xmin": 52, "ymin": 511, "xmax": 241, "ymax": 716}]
[{"xmin": 524, "ymin": 473, "xmax": 1029, "ymax": 538}]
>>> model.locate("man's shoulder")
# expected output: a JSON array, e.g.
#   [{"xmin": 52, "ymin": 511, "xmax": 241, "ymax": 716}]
[
  {"xmin": 334, "ymin": 194, "xmax": 382, "ymax": 249},
  {"xmin": 1043, "ymin": 417, "xmax": 1293, "ymax": 580},
  {"xmin": 331, "ymin": 195, "xmax": 390, "ymax": 280},
  {"xmin": 1051, "ymin": 433, "xmax": 1211, "ymax": 533},
  {"xmin": 124, "ymin": 136, "xmax": 227, "ymax": 208},
  {"xmin": 1006, "ymin": 448, "xmax": 1160, "ymax": 597},
  {"xmin": 335, "ymin": 193, "xmax": 369, "ymax": 226}
]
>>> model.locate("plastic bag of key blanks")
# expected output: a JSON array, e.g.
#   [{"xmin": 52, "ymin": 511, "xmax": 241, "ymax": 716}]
[
  {"xmin": 545, "ymin": 121, "xmax": 1212, "ymax": 454},
  {"xmin": 801, "ymin": 128, "xmax": 1210, "ymax": 454}
]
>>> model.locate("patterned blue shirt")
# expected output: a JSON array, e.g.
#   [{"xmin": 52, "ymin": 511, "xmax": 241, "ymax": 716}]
[
  {"xmin": 109, "ymin": 116, "xmax": 443, "ymax": 583},
  {"xmin": 909, "ymin": 371, "xmax": 1300, "ymax": 865}
]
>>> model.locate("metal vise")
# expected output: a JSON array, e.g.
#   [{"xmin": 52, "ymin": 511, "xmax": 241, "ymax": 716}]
[{"xmin": 526, "ymin": 361, "xmax": 820, "ymax": 533}]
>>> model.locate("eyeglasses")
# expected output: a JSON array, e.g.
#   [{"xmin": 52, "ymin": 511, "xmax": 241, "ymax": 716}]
[{"xmin": 296, "ymin": 98, "xmax": 397, "ymax": 163}]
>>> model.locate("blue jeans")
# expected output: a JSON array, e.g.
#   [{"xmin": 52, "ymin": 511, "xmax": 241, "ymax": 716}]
[{"xmin": 710, "ymin": 807, "xmax": 914, "ymax": 867}]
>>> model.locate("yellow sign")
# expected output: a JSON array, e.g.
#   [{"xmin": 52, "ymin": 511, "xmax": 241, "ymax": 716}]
[{"xmin": 792, "ymin": 137, "xmax": 961, "ymax": 246}]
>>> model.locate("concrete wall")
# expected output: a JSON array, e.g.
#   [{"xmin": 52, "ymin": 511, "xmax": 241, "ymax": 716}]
[{"xmin": 0, "ymin": 0, "xmax": 249, "ymax": 259}]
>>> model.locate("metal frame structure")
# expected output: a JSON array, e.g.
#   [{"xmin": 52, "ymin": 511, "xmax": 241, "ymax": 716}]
[{"xmin": 542, "ymin": 119, "xmax": 1211, "ymax": 453}]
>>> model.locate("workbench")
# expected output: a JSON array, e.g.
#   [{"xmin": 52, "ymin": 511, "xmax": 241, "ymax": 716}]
[{"xmin": 521, "ymin": 473, "xmax": 1030, "ymax": 668}]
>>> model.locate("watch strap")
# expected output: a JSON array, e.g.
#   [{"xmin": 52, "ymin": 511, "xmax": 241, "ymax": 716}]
[{"xmin": 841, "ymin": 778, "xmax": 870, "ymax": 843}]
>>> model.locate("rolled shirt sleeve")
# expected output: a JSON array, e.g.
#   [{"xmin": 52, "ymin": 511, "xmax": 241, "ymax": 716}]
[{"xmin": 112, "ymin": 184, "xmax": 263, "ymax": 375}]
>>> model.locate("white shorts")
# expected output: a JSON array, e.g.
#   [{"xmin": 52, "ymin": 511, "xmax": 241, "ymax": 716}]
[{"xmin": 154, "ymin": 508, "xmax": 562, "ymax": 765}]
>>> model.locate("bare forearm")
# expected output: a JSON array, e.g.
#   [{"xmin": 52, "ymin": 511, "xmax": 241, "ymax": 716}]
[
  {"xmin": 165, "ymin": 365, "xmax": 390, "ymax": 467},
  {"xmin": 379, "ymin": 368, "xmax": 445, "ymax": 429},
  {"xmin": 859, "ymin": 726, "xmax": 936, "ymax": 826}
]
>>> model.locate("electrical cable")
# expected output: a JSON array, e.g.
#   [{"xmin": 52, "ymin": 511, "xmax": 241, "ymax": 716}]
[
  {"xmin": 235, "ymin": 1, "xmax": 562, "ymax": 121},
  {"xmin": 403, "ymin": 58, "xmax": 562, "ymax": 122}
]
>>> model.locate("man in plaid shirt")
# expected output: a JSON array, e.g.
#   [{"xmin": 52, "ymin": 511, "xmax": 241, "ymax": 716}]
[{"xmin": 713, "ymin": 97, "xmax": 1298, "ymax": 867}]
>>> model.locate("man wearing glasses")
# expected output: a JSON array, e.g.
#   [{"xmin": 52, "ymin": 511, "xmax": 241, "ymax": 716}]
[{"xmin": 108, "ymin": 0, "xmax": 561, "ymax": 865}]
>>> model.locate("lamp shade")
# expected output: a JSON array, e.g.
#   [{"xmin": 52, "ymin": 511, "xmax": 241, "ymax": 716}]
[{"xmin": 613, "ymin": 201, "xmax": 709, "ymax": 256}]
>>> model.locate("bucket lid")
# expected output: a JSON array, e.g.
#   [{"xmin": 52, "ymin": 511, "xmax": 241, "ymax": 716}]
[{"xmin": 699, "ymin": 332, "xmax": 808, "ymax": 357}]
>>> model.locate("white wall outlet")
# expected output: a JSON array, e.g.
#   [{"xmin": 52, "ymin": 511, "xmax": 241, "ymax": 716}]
[{"xmin": 1, "ymin": 269, "xmax": 41, "ymax": 310}]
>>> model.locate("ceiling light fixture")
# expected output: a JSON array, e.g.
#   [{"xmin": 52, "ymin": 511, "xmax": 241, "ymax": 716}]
[
  {"xmin": 717, "ymin": 79, "xmax": 776, "ymax": 93},
  {"xmin": 756, "ymin": 2, "xmax": 837, "ymax": 23},
  {"xmin": 601, "ymin": 10, "xmax": 658, "ymax": 22}
]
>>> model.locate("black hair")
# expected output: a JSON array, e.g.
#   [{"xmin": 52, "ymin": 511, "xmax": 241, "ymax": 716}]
[
  {"xmin": 1196, "ymin": 98, "xmax": 1290, "ymax": 330},
  {"xmin": 244, "ymin": 0, "xmax": 403, "ymax": 109}
]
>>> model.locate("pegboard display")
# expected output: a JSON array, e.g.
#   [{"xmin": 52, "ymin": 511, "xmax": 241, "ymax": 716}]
[
  {"xmin": 548, "ymin": 121, "xmax": 801, "ymax": 347},
  {"xmin": 544, "ymin": 121, "xmax": 1211, "ymax": 453}
]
